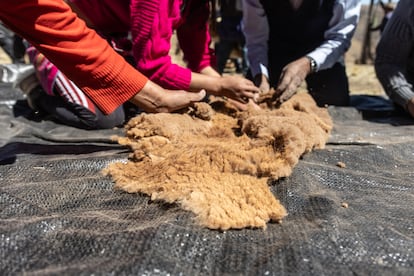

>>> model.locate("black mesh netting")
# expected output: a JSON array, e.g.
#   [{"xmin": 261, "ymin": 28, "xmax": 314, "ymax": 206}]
[{"xmin": 1, "ymin": 83, "xmax": 413, "ymax": 275}]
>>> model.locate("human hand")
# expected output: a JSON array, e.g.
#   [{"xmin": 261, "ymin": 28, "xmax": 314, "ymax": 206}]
[
  {"xmin": 254, "ymin": 74, "xmax": 271, "ymax": 94},
  {"xmin": 218, "ymin": 75, "xmax": 260, "ymax": 104},
  {"xmin": 274, "ymin": 57, "xmax": 311, "ymax": 103},
  {"xmin": 130, "ymin": 80, "xmax": 206, "ymax": 113}
]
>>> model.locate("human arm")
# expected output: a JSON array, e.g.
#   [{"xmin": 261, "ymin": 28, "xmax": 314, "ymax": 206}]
[
  {"xmin": 375, "ymin": 0, "xmax": 414, "ymax": 118},
  {"xmin": 130, "ymin": 81, "xmax": 206, "ymax": 113}
]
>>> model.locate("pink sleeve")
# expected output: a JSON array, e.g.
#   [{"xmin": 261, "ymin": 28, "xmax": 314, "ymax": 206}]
[
  {"xmin": 177, "ymin": 0, "xmax": 216, "ymax": 72},
  {"xmin": 130, "ymin": 0, "xmax": 192, "ymax": 90}
]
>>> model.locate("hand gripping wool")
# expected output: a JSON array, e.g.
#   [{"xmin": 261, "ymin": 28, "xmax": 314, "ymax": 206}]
[{"xmin": 104, "ymin": 92, "xmax": 333, "ymax": 230}]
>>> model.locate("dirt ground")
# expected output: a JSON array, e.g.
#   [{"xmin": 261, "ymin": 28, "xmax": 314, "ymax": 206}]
[{"xmin": 344, "ymin": 4, "xmax": 385, "ymax": 96}]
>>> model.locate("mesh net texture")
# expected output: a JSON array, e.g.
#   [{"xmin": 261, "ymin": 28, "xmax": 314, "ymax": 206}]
[{"xmin": 0, "ymin": 84, "xmax": 413, "ymax": 275}]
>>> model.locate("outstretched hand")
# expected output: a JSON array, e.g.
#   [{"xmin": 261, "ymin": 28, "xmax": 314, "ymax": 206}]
[
  {"xmin": 218, "ymin": 75, "xmax": 260, "ymax": 104},
  {"xmin": 130, "ymin": 80, "xmax": 206, "ymax": 113},
  {"xmin": 274, "ymin": 57, "xmax": 311, "ymax": 104}
]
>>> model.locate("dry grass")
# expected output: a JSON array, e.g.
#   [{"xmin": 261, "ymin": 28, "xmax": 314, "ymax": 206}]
[{"xmin": 0, "ymin": 47, "xmax": 11, "ymax": 64}]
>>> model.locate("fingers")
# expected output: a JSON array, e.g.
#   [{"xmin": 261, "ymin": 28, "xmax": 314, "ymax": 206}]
[
  {"xmin": 274, "ymin": 69, "xmax": 304, "ymax": 104},
  {"xmin": 240, "ymin": 79, "xmax": 261, "ymax": 100},
  {"xmin": 161, "ymin": 89, "xmax": 206, "ymax": 113},
  {"xmin": 276, "ymin": 87, "xmax": 296, "ymax": 104},
  {"xmin": 237, "ymin": 78, "xmax": 260, "ymax": 92},
  {"xmin": 132, "ymin": 85, "xmax": 206, "ymax": 113},
  {"xmin": 226, "ymin": 75, "xmax": 259, "ymax": 91},
  {"xmin": 217, "ymin": 75, "xmax": 261, "ymax": 104},
  {"xmin": 275, "ymin": 79, "xmax": 298, "ymax": 104},
  {"xmin": 240, "ymin": 91, "xmax": 259, "ymax": 101},
  {"xmin": 259, "ymin": 82, "xmax": 270, "ymax": 94},
  {"xmin": 276, "ymin": 71, "xmax": 289, "ymax": 94},
  {"xmin": 227, "ymin": 98, "xmax": 248, "ymax": 110},
  {"xmin": 187, "ymin": 89, "xmax": 207, "ymax": 102}
]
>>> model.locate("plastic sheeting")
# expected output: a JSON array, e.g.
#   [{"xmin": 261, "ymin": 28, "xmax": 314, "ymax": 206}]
[{"xmin": 1, "ymin": 83, "xmax": 413, "ymax": 275}]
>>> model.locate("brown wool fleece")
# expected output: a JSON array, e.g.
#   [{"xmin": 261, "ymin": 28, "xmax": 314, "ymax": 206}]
[{"xmin": 103, "ymin": 92, "xmax": 333, "ymax": 230}]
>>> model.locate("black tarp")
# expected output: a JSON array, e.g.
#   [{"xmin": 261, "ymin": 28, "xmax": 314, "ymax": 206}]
[{"xmin": 1, "ymin": 83, "xmax": 413, "ymax": 275}]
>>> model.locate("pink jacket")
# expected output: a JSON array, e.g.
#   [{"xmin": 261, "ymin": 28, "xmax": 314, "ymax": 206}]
[{"xmin": 72, "ymin": 0, "xmax": 215, "ymax": 90}]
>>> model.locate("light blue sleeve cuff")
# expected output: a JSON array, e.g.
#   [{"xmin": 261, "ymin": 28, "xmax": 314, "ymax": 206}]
[{"xmin": 260, "ymin": 64, "xmax": 269, "ymax": 79}]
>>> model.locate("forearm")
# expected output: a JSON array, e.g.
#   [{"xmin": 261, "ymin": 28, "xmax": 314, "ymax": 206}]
[
  {"xmin": 190, "ymin": 72, "xmax": 222, "ymax": 95},
  {"xmin": 200, "ymin": 66, "xmax": 221, "ymax": 78}
]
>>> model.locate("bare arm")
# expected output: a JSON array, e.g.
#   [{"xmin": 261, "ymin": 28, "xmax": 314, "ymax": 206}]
[
  {"xmin": 130, "ymin": 81, "xmax": 206, "ymax": 113},
  {"xmin": 190, "ymin": 72, "xmax": 259, "ymax": 104}
]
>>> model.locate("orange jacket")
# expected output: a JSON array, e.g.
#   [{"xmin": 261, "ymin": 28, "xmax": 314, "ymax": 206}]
[{"xmin": 0, "ymin": 0, "xmax": 148, "ymax": 114}]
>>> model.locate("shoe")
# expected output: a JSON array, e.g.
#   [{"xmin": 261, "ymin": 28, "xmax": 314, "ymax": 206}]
[{"xmin": 25, "ymin": 85, "xmax": 44, "ymax": 111}]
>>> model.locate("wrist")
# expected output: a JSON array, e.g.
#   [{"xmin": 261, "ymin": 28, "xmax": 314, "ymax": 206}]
[
  {"xmin": 190, "ymin": 72, "xmax": 220, "ymax": 95},
  {"xmin": 216, "ymin": 77, "xmax": 225, "ymax": 95},
  {"xmin": 205, "ymin": 75, "xmax": 222, "ymax": 95},
  {"xmin": 305, "ymin": 56, "xmax": 318, "ymax": 74}
]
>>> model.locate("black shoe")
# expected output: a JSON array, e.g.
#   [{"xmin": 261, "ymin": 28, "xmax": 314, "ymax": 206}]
[{"xmin": 25, "ymin": 85, "xmax": 44, "ymax": 112}]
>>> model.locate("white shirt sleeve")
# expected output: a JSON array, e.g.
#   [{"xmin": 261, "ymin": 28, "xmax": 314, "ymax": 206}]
[
  {"xmin": 307, "ymin": 0, "xmax": 361, "ymax": 71},
  {"xmin": 242, "ymin": 0, "xmax": 269, "ymax": 78}
]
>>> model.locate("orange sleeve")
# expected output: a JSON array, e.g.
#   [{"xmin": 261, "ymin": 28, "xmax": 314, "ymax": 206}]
[{"xmin": 0, "ymin": 0, "xmax": 148, "ymax": 114}]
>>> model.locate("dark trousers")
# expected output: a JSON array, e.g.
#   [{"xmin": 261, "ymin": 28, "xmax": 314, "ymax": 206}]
[
  {"xmin": 305, "ymin": 62, "xmax": 350, "ymax": 107},
  {"xmin": 215, "ymin": 39, "xmax": 248, "ymax": 75},
  {"xmin": 35, "ymin": 90, "xmax": 125, "ymax": 130},
  {"xmin": 215, "ymin": 15, "xmax": 248, "ymax": 75}
]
